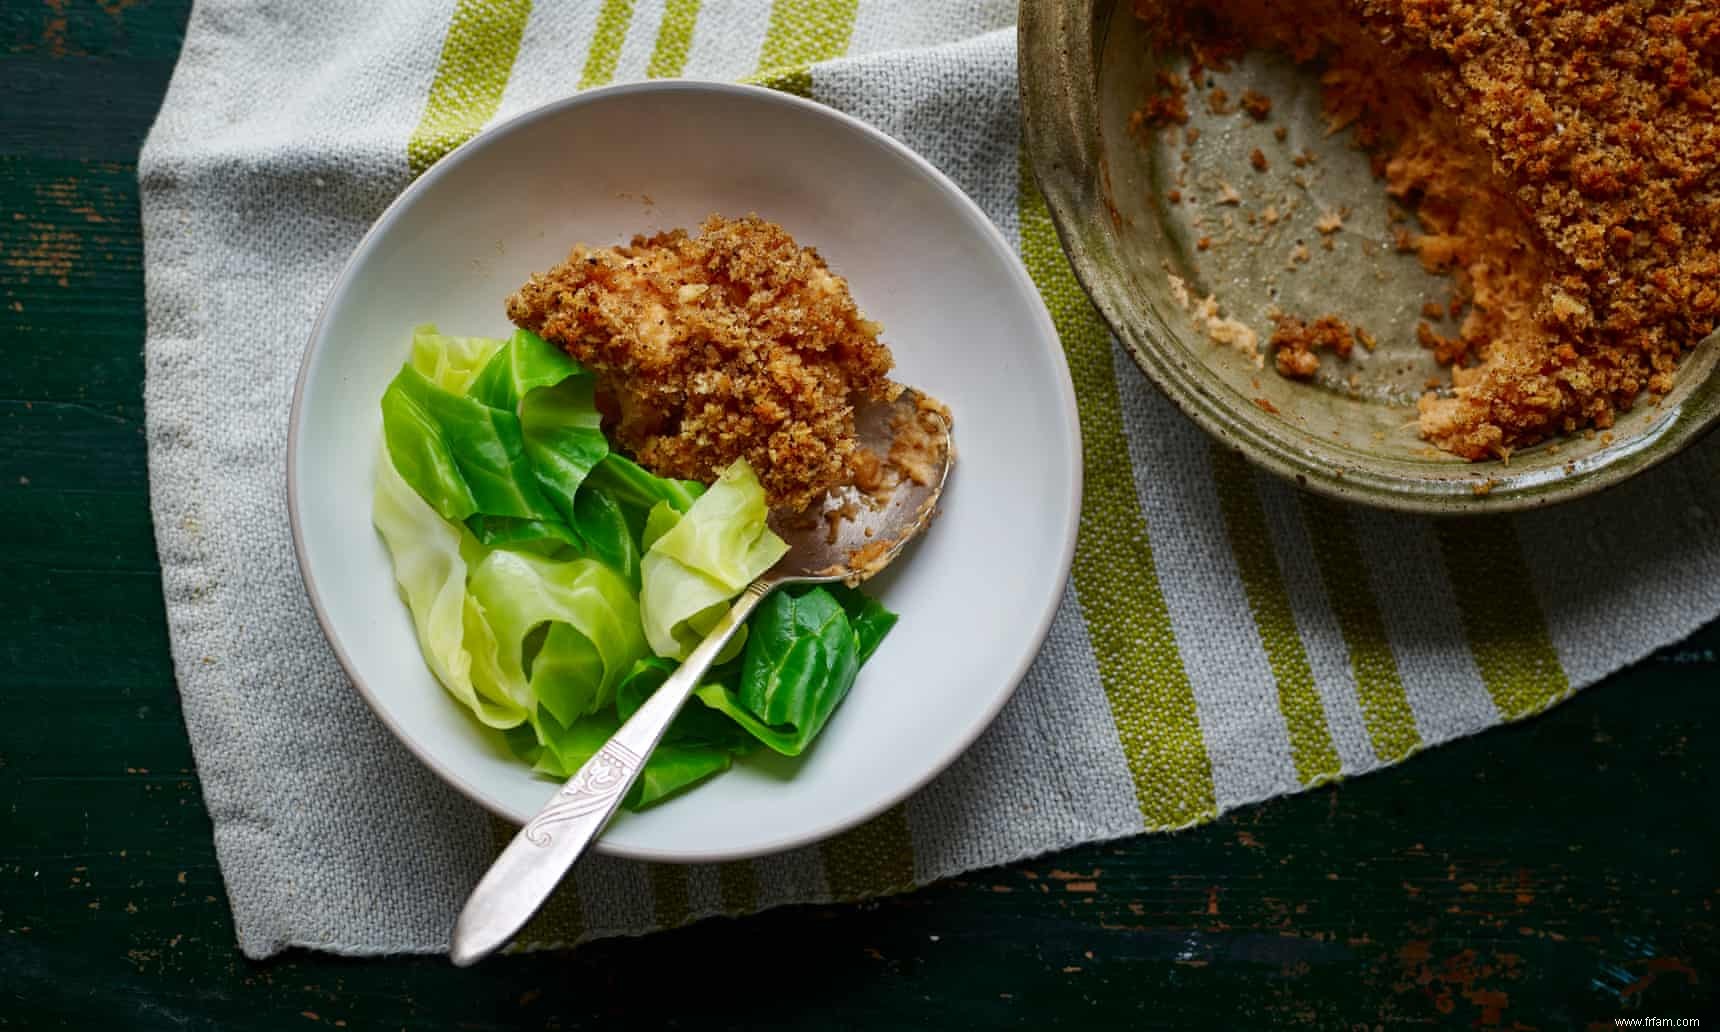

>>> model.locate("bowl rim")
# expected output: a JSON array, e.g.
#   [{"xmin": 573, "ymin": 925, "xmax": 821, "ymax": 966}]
[
  {"xmin": 287, "ymin": 79, "xmax": 1083, "ymax": 862},
  {"xmin": 1018, "ymin": 0, "xmax": 1720, "ymax": 515}
]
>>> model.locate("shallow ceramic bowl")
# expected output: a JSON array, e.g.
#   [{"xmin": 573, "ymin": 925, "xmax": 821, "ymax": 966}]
[
  {"xmin": 1020, "ymin": 0, "xmax": 1720, "ymax": 513},
  {"xmin": 289, "ymin": 82, "xmax": 1080, "ymax": 862}
]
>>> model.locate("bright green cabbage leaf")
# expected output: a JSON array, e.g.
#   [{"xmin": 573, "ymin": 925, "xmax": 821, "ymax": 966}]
[
  {"xmin": 691, "ymin": 587, "xmax": 862, "ymax": 755},
  {"xmin": 639, "ymin": 459, "xmax": 787, "ymax": 659},
  {"xmin": 379, "ymin": 366, "xmax": 477, "ymax": 520},
  {"xmin": 468, "ymin": 329, "xmax": 608, "ymax": 527},
  {"xmin": 467, "ymin": 549, "xmax": 648, "ymax": 727},
  {"xmin": 520, "ymin": 377, "xmax": 608, "ymax": 522},
  {"xmin": 641, "ymin": 500, "xmax": 679, "ymax": 552},
  {"xmin": 372, "ymin": 455, "xmax": 530, "ymax": 728},
  {"xmin": 572, "ymin": 484, "xmax": 640, "ymax": 585},
  {"xmin": 381, "ymin": 365, "xmax": 560, "ymax": 522},
  {"xmin": 585, "ymin": 453, "xmax": 705, "ymax": 515},
  {"xmin": 464, "ymin": 515, "xmax": 581, "ymax": 555},
  {"xmin": 520, "ymin": 706, "xmax": 615, "ymax": 779},
  {"xmin": 467, "ymin": 329, "xmax": 583, "ymax": 409},
  {"xmin": 828, "ymin": 583, "xmax": 898, "ymax": 664},
  {"xmin": 629, "ymin": 746, "xmax": 732, "ymax": 808}
]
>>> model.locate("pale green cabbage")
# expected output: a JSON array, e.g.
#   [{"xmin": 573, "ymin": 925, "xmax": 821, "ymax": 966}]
[
  {"xmin": 468, "ymin": 549, "xmax": 649, "ymax": 726},
  {"xmin": 639, "ymin": 459, "xmax": 787, "ymax": 659},
  {"xmin": 409, "ymin": 324, "xmax": 505, "ymax": 394},
  {"xmin": 372, "ymin": 455, "xmax": 530, "ymax": 728}
]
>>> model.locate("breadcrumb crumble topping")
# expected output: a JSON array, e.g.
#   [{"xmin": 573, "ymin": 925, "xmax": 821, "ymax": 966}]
[{"xmin": 508, "ymin": 215, "xmax": 898, "ymax": 509}]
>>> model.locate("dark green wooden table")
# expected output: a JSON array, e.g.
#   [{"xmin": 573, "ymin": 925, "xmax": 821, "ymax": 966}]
[{"xmin": 2, "ymin": 3, "xmax": 1715, "ymax": 1027}]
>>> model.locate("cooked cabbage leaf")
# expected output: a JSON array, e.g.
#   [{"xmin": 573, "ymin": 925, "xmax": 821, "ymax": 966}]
[
  {"xmin": 381, "ymin": 365, "xmax": 560, "ymax": 522},
  {"xmin": 572, "ymin": 484, "xmax": 640, "ymax": 585},
  {"xmin": 521, "ymin": 706, "xmax": 615, "ymax": 779},
  {"xmin": 409, "ymin": 324, "xmax": 505, "ymax": 395},
  {"xmin": 691, "ymin": 587, "xmax": 863, "ymax": 755},
  {"xmin": 467, "ymin": 549, "xmax": 648, "ymax": 726},
  {"xmin": 639, "ymin": 459, "xmax": 787, "ymax": 659},
  {"xmin": 464, "ymin": 515, "xmax": 581, "ymax": 555},
  {"xmin": 639, "ymin": 544, "xmax": 737, "ymax": 662},
  {"xmin": 649, "ymin": 460, "xmax": 789, "ymax": 589},
  {"xmin": 467, "ymin": 329, "xmax": 584, "ymax": 410},
  {"xmin": 467, "ymin": 329, "xmax": 608, "ymax": 527},
  {"xmin": 372, "ymin": 455, "xmax": 530, "ymax": 728},
  {"xmin": 641, "ymin": 500, "xmax": 680, "ymax": 553},
  {"xmin": 519, "ymin": 700, "xmax": 733, "ymax": 809},
  {"xmin": 520, "ymin": 377, "xmax": 607, "ymax": 522},
  {"xmin": 628, "ymin": 745, "xmax": 732, "ymax": 808},
  {"xmin": 585, "ymin": 453, "xmax": 705, "ymax": 515}
]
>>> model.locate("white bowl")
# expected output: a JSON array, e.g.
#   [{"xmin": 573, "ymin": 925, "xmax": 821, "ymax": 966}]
[{"xmin": 288, "ymin": 81, "xmax": 1080, "ymax": 862}]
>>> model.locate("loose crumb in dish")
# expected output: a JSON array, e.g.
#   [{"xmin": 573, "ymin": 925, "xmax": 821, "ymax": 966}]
[
  {"xmin": 1270, "ymin": 312, "xmax": 1360, "ymax": 379},
  {"xmin": 507, "ymin": 214, "xmax": 898, "ymax": 510},
  {"xmin": 1167, "ymin": 272, "xmax": 1265, "ymax": 369}
]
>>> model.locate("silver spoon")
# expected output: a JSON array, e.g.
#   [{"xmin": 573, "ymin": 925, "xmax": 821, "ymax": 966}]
[{"xmin": 449, "ymin": 388, "xmax": 953, "ymax": 966}]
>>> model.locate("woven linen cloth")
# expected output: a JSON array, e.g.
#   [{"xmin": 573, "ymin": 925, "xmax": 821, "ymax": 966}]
[{"xmin": 140, "ymin": 0, "xmax": 1720, "ymax": 958}]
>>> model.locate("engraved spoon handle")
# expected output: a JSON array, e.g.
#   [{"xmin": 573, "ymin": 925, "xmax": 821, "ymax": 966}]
[{"xmin": 449, "ymin": 579, "xmax": 773, "ymax": 966}]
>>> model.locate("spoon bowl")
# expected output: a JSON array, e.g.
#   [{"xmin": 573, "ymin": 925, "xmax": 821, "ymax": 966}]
[{"xmin": 767, "ymin": 388, "xmax": 953, "ymax": 583}]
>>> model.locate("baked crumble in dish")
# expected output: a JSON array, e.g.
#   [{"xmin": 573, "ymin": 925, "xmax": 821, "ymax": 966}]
[
  {"xmin": 508, "ymin": 214, "xmax": 900, "ymax": 509},
  {"xmin": 1133, "ymin": 0, "xmax": 1720, "ymax": 461}
]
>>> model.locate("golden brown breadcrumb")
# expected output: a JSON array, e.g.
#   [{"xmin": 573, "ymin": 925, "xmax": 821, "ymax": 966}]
[
  {"xmin": 507, "ymin": 215, "xmax": 897, "ymax": 510},
  {"xmin": 1135, "ymin": 0, "xmax": 1720, "ymax": 460},
  {"xmin": 1270, "ymin": 312, "xmax": 1360, "ymax": 379}
]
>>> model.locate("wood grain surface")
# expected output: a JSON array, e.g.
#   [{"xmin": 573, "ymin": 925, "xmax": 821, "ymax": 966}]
[{"xmin": 1, "ymin": 2, "xmax": 1715, "ymax": 1028}]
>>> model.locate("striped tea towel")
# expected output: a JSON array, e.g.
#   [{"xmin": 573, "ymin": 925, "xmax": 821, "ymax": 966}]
[{"xmin": 139, "ymin": 0, "xmax": 1720, "ymax": 958}]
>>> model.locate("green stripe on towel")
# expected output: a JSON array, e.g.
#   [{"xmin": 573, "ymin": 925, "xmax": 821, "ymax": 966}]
[
  {"xmin": 758, "ymin": 0, "xmax": 860, "ymax": 68},
  {"xmin": 748, "ymin": 0, "xmax": 860, "ymax": 97},
  {"xmin": 1438, "ymin": 519, "xmax": 1570, "ymax": 719},
  {"xmin": 1018, "ymin": 153, "xmax": 1217, "ymax": 829},
  {"xmin": 648, "ymin": 864, "xmax": 692, "ymax": 928},
  {"xmin": 1298, "ymin": 494, "xmax": 1421, "ymax": 762},
  {"xmin": 717, "ymin": 860, "xmax": 760, "ymax": 914},
  {"xmin": 822, "ymin": 804, "xmax": 917, "ymax": 900},
  {"xmin": 407, "ymin": 0, "xmax": 533, "ymax": 178},
  {"xmin": 1211, "ymin": 449, "xmax": 1340, "ymax": 785},
  {"xmin": 646, "ymin": 0, "xmax": 702, "ymax": 79},
  {"xmin": 579, "ymin": 0, "xmax": 638, "ymax": 89}
]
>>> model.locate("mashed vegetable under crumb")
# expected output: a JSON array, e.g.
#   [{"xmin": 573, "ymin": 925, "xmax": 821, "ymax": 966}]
[{"xmin": 507, "ymin": 215, "xmax": 898, "ymax": 511}]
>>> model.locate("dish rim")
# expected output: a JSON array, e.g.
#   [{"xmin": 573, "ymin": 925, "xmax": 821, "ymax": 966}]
[{"xmin": 286, "ymin": 79, "xmax": 1083, "ymax": 863}]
